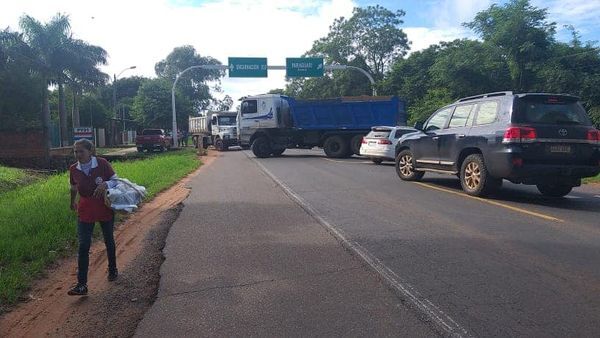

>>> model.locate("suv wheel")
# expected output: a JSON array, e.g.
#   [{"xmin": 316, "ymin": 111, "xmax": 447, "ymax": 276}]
[
  {"xmin": 395, "ymin": 150, "xmax": 424, "ymax": 181},
  {"xmin": 460, "ymin": 154, "xmax": 500, "ymax": 196},
  {"xmin": 536, "ymin": 184, "xmax": 573, "ymax": 197}
]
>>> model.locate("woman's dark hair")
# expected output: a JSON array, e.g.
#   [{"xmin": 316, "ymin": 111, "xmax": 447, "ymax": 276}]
[{"xmin": 74, "ymin": 139, "xmax": 96, "ymax": 155}]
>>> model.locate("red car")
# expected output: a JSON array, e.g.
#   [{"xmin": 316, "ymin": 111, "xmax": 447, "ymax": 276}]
[{"xmin": 135, "ymin": 129, "xmax": 173, "ymax": 152}]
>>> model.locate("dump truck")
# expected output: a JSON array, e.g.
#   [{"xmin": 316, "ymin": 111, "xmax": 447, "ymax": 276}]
[
  {"xmin": 189, "ymin": 111, "xmax": 238, "ymax": 151},
  {"xmin": 237, "ymin": 94, "xmax": 406, "ymax": 158}
]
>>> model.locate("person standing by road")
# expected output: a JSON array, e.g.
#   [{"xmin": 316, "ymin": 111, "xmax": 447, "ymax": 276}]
[{"xmin": 68, "ymin": 139, "xmax": 119, "ymax": 296}]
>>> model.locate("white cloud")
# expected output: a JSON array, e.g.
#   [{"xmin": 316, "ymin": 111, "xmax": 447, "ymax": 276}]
[
  {"xmin": 532, "ymin": 0, "xmax": 600, "ymax": 40},
  {"xmin": 405, "ymin": 26, "xmax": 466, "ymax": 52},
  {"xmin": 431, "ymin": 0, "xmax": 493, "ymax": 28},
  {"xmin": 0, "ymin": 0, "xmax": 356, "ymax": 104}
]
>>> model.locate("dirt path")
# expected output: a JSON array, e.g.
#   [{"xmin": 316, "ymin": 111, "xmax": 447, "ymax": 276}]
[{"xmin": 0, "ymin": 151, "xmax": 217, "ymax": 337}]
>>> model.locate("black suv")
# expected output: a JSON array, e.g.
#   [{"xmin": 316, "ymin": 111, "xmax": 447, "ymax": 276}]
[{"xmin": 395, "ymin": 92, "xmax": 600, "ymax": 197}]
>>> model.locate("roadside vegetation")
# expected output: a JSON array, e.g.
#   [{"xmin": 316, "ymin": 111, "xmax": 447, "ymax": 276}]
[
  {"xmin": 584, "ymin": 173, "xmax": 600, "ymax": 184},
  {"xmin": 0, "ymin": 166, "xmax": 43, "ymax": 194},
  {"xmin": 0, "ymin": 149, "xmax": 200, "ymax": 308}
]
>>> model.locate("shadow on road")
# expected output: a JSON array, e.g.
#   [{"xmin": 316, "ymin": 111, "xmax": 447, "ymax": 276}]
[{"xmin": 421, "ymin": 176, "xmax": 600, "ymax": 213}]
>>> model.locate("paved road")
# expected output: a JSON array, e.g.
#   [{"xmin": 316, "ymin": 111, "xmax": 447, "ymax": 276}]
[
  {"xmin": 136, "ymin": 150, "xmax": 435, "ymax": 337},
  {"xmin": 249, "ymin": 148, "xmax": 600, "ymax": 337}
]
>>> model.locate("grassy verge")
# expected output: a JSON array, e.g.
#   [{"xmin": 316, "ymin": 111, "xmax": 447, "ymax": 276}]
[
  {"xmin": 0, "ymin": 166, "xmax": 43, "ymax": 195},
  {"xmin": 583, "ymin": 173, "xmax": 600, "ymax": 184},
  {"xmin": 0, "ymin": 148, "xmax": 201, "ymax": 307}
]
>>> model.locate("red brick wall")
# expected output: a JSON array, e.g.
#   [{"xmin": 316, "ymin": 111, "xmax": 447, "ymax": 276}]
[
  {"xmin": 0, "ymin": 129, "xmax": 53, "ymax": 168},
  {"xmin": 0, "ymin": 129, "xmax": 48, "ymax": 158}
]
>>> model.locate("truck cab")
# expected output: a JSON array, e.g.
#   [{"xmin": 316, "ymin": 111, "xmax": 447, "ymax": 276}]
[
  {"xmin": 189, "ymin": 111, "xmax": 238, "ymax": 151},
  {"xmin": 238, "ymin": 94, "xmax": 291, "ymax": 149}
]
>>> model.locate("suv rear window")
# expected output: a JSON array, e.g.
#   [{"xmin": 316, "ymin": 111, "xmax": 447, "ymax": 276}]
[
  {"xmin": 366, "ymin": 130, "xmax": 391, "ymax": 139},
  {"xmin": 514, "ymin": 96, "xmax": 592, "ymax": 126}
]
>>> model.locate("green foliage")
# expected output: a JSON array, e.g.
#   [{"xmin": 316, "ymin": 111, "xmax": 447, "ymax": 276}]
[
  {"xmin": 0, "ymin": 166, "xmax": 41, "ymax": 194},
  {"xmin": 132, "ymin": 78, "xmax": 193, "ymax": 128},
  {"xmin": 407, "ymin": 88, "xmax": 454, "ymax": 125},
  {"xmin": 0, "ymin": 149, "xmax": 201, "ymax": 307},
  {"xmin": 464, "ymin": 0, "xmax": 556, "ymax": 91},
  {"xmin": 287, "ymin": 5, "xmax": 409, "ymax": 98},
  {"xmin": 155, "ymin": 45, "xmax": 224, "ymax": 111}
]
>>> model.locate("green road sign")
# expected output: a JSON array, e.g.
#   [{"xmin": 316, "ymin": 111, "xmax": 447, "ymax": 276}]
[
  {"xmin": 286, "ymin": 57, "xmax": 324, "ymax": 77},
  {"xmin": 228, "ymin": 57, "xmax": 268, "ymax": 77}
]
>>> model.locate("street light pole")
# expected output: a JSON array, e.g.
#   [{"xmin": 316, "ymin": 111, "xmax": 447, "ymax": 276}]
[{"xmin": 113, "ymin": 65, "xmax": 136, "ymax": 145}]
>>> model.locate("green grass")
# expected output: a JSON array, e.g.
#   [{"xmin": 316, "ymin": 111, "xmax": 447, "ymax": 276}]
[
  {"xmin": 0, "ymin": 166, "xmax": 42, "ymax": 195},
  {"xmin": 0, "ymin": 148, "xmax": 201, "ymax": 307},
  {"xmin": 583, "ymin": 173, "xmax": 600, "ymax": 184}
]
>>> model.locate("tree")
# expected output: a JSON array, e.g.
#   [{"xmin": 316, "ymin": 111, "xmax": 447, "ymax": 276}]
[
  {"xmin": 131, "ymin": 78, "xmax": 193, "ymax": 129},
  {"xmin": 19, "ymin": 13, "xmax": 73, "ymax": 148},
  {"xmin": 286, "ymin": 5, "xmax": 409, "ymax": 98},
  {"xmin": 0, "ymin": 29, "xmax": 44, "ymax": 130},
  {"xmin": 429, "ymin": 39, "xmax": 512, "ymax": 98},
  {"xmin": 212, "ymin": 95, "xmax": 233, "ymax": 111},
  {"xmin": 407, "ymin": 88, "xmax": 454, "ymax": 125},
  {"xmin": 155, "ymin": 45, "xmax": 224, "ymax": 110},
  {"xmin": 64, "ymin": 38, "xmax": 108, "ymax": 127},
  {"xmin": 465, "ymin": 0, "xmax": 556, "ymax": 91}
]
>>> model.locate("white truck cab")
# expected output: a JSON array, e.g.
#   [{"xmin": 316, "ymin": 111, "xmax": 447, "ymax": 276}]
[{"xmin": 190, "ymin": 111, "xmax": 238, "ymax": 151}]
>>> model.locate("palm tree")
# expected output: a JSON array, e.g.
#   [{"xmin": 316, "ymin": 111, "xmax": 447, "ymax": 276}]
[
  {"xmin": 64, "ymin": 39, "xmax": 109, "ymax": 127},
  {"xmin": 20, "ymin": 13, "xmax": 71, "ymax": 147}
]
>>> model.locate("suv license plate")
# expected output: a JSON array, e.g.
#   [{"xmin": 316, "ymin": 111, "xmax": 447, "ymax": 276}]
[{"xmin": 549, "ymin": 144, "xmax": 571, "ymax": 153}]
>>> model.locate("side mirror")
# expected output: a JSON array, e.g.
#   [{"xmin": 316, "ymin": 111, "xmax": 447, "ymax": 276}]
[{"xmin": 414, "ymin": 121, "xmax": 424, "ymax": 131}]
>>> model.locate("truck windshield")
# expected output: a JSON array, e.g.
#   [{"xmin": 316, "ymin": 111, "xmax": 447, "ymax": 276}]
[
  {"xmin": 513, "ymin": 96, "xmax": 592, "ymax": 126},
  {"xmin": 142, "ymin": 129, "xmax": 162, "ymax": 135},
  {"xmin": 217, "ymin": 116, "xmax": 236, "ymax": 125}
]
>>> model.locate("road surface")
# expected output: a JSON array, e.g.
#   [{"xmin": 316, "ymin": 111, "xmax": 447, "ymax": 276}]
[{"xmin": 139, "ymin": 148, "xmax": 600, "ymax": 337}]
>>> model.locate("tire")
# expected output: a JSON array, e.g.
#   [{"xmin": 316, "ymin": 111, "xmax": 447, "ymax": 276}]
[
  {"xmin": 350, "ymin": 135, "xmax": 364, "ymax": 155},
  {"xmin": 272, "ymin": 148, "xmax": 285, "ymax": 157},
  {"xmin": 460, "ymin": 153, "xmax": 500, "ymax": 196},
  {"xmin": 251, "ymin": 136, "xmax": 272, "ymax": 158},
  {"xmin": 215, "ymin": 139, "xmax": 224, "ymax": 151},
  {"xmin": 395, "ymin": 150, "xmax": 424, "ymax": 181},
  {"xmin": 536, "ymin": 184, "xmax": 573, "ymax": 197},
  {"xmin": 372, "ymin": 158, "xmax": 383, "ymax": 165},
  {"xmin": 323, "ymin": 136, "xmax": 350, "ymax": 158}
]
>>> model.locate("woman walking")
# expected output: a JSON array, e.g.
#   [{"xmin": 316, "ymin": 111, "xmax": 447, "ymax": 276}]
[{"xmin": 68, "ymin": 139, "xmax": 119, "ymax": 296}]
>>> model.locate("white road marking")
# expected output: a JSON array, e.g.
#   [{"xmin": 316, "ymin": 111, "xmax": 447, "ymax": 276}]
[
  {"xmin": 323, "ymin": 158, "xmax": 373, "ymax": 164},
  {"xmin": 248, "ymin": 154, "xmax": 469, "ymax": 337}
]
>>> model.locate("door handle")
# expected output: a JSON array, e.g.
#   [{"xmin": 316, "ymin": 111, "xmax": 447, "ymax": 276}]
[{"xmin": 457, "ymin": 134, "xmax": 466, "ymax": 138}]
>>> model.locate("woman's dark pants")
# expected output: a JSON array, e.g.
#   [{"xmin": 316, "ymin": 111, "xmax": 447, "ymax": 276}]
[{"xmin": 77, "ymin": 218, "xmax": 116, "ymax": 285}]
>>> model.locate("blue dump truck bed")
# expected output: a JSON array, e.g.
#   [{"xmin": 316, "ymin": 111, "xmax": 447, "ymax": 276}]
[{"xmin": 288, "ymin": 96, "xmax": 406, "ymax": 130}]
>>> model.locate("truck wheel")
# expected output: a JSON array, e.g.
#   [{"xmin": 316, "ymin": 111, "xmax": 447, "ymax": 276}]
[
  {"xmin": 460, "ymin": 154, "xmax": 499, "ymax": 196},
  {"xmin": 252, "ymin": 136, "xmax": 272, "ymax": 158},
  {"xmin": 536, "ymin": 184, "xmax": 572, "ymax": 197},
  {"xmin": 395, "ymin": 150, "xmax": 424, "ymax": 181},
  {"xmin": 324, "ymin": 136, "xmax": 350, "ymax": 158},
  {"xmin": 215, "ymin": 139, "xmax": 224, "ymax": 151},
  {"xmin": 350, "ymin": 135, "xmax": 363, "ymax": 155},
  {"xmin": 272, "ymin": 148, "xmax": 285, "ymax": 157},
  {"xmin": 192, "ymin": 136, "xmax": 199, "ymax": 148},
  {"xmin": 202, "ymin": 137, "xmax": 209, "ymax": 149}
]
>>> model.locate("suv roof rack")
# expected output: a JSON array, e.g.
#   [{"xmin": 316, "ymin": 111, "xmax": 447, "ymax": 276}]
[{"xmin": 456, "ymin": 91, "xmax": 513, "ymax": 103}]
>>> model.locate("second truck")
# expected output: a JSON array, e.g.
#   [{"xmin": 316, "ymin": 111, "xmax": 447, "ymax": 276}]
[
  {"xmin": 189, "ymin": 111, "xmax": 239, "ymax": 151},
  {"xmin": 237, "ymin": 94, "xmax": 406, "ymax": 158}
]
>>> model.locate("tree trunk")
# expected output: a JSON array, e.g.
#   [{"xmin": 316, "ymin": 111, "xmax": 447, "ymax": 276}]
[
  {"xmin": 72, "ymin": 87, "xmax": 80, "ymax": 127},
  {"xmin": 41, "ymin": 85, "xmax": 52, "ymax": 152},
  {"xmin": 58, "ymin": 80, "xmax": 69, "ymax": 146}
]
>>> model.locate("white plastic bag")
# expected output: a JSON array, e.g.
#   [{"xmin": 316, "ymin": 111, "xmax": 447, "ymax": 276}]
[{"xmin": 105, "ymin": 178, "xmax": 146, "ymax": 213}]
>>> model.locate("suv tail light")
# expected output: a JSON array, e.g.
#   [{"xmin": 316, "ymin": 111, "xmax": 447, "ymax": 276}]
[
  {"xmin": 503, "ymin": 126, "xmax": 537, "ymax": 143},
  {"xmin": 361, "ymin": 137, "xmax": 367, "ymax": 144},
  {"xmin": 587, "ymin": 129, "xmax": 600, "ymax": 144},
  {"xmin": 378, "ymin": 139, "xmax": 393, "ymax": 145}
]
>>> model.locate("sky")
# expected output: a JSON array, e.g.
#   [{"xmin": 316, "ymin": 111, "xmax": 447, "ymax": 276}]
[{"xmin": 1, "ymin": 0, "xmax": 599, "ymax": 106}]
